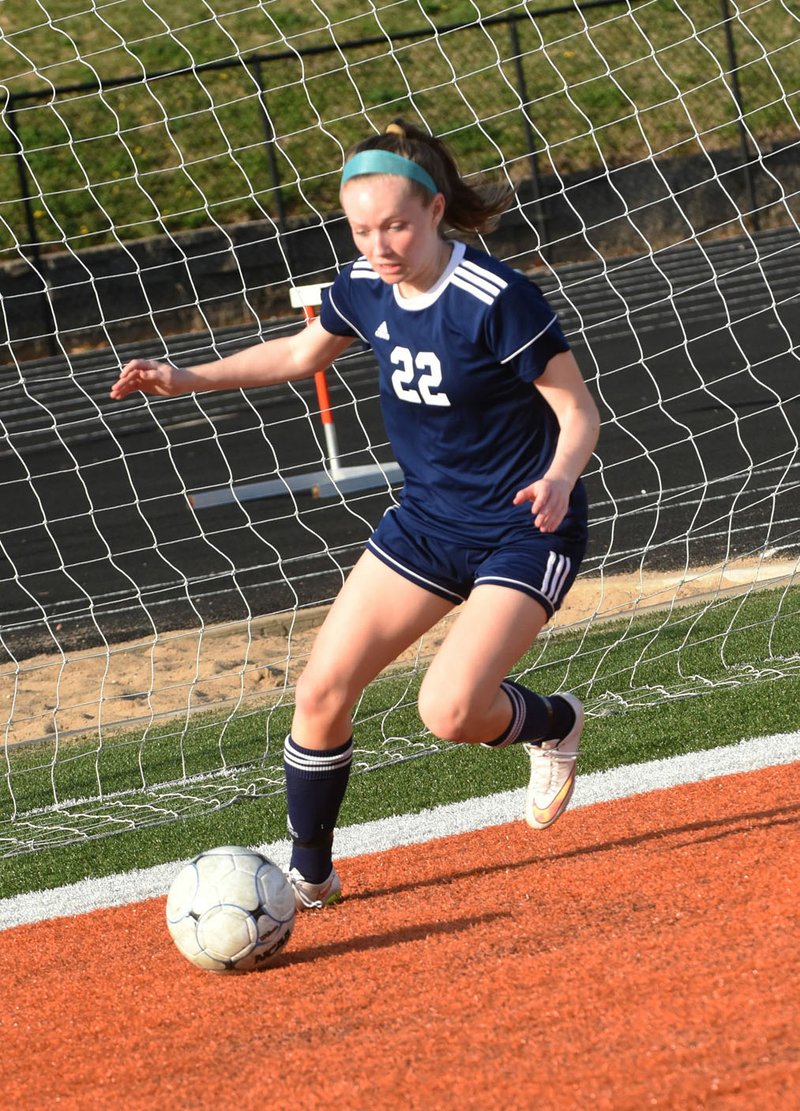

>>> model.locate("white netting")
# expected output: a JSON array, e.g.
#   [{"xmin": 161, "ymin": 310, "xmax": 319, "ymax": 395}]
[{"xmin": 0, "ymin": 0, "xmax": 798, "ymax": 852}]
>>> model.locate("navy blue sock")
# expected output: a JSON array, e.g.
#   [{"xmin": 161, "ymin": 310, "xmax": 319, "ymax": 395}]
[
  {"xmin": 283, "ymin": 734, "xmax": 353, "ymax": 883},
  {"xmin": 483, "ymin": 681, "xmax": 576, "ymax": 748}
]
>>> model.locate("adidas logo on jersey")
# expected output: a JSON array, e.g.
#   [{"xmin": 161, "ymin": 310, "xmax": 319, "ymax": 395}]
[{"xmin": 374, "ymin": 321, "xmax": 390, "ymax": 340}]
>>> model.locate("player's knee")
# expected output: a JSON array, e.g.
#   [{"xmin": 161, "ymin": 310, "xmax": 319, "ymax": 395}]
[
  {"xmin": 417, "ymin": 682, "xmax": 475, "ymax": 744},
  {"xmin": 294, "ymin": 667, "xmax": 350, "ymax": 728}
]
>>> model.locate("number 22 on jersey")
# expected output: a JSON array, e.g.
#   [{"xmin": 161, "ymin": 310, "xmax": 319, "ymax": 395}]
[{"xmin": 390, "ymin": 345, "xmax": 451, "ymax": 407}]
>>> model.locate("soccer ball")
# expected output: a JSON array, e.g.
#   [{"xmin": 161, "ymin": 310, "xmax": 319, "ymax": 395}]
[{"xmin": 166, "ymin": 846, "xmax": 296, "ymax": 973}]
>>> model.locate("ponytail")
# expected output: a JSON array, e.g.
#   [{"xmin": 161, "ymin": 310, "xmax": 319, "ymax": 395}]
[{"xmin": 344, "ymin": 118, "xmax": 514, "ymax": 235}]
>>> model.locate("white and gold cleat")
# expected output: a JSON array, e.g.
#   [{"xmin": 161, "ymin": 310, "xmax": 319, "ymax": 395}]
[
  {"xmin": 523, "ymin": 694, "xmax": 583, "ymax": 830},
  {"xmin": 286, "ymin": 866, "xmax": 343, "ymax": 910}
]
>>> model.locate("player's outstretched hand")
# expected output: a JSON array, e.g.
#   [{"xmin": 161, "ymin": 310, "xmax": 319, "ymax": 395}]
[
  {"xmin": 513, "ymin": 475, "xmax": 571, "ymax": 534},
  {"xmin": 110, "ymin": 358, "xmax": 189, "ymax": 400}
]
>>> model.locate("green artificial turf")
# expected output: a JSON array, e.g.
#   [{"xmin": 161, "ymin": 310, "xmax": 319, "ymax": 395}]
[{"xmin": 1, "ymin": 584, "xmax": 796, "ymax": 900}]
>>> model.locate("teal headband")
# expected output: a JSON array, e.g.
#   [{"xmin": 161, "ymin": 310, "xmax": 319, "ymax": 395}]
[{"xmin": 341, "ymin": 149, "xmax": 439, "ymax": 194}]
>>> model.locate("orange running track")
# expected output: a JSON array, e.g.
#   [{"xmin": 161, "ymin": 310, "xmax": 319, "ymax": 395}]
[{"xmin": 1, "ymin": 761, "xmax": 798, "ymax": 1110}]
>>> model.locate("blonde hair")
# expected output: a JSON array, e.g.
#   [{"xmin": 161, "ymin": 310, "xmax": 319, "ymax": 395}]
[{"xmin": 345, "ymin": 118, "xmax": 514, "ymax": 235}]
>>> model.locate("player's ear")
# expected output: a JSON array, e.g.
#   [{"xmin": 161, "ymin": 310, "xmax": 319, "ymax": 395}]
[{"xmin": 430, "ymin": 191, "xmax": 446, "ymax": 228}]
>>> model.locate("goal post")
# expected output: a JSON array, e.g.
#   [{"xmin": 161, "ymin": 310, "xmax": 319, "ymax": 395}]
[{"xmin": 0, "ymin": 0, "xmax": 798, "ymax": 853}]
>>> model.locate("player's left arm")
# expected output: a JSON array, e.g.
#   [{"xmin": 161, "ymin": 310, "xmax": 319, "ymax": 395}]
[{"xmin": 513, "ymin": 350, "xmax": 600, "ymax": 533}]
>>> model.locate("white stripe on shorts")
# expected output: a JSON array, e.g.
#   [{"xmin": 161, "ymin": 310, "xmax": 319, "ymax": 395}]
[
  {"xmin": 541, "ymin": 551, "xmax": 572, "ymax": 607},
  {"xmin": 367, "ymin": 538, "xmax": 467, "ymax": 604}
]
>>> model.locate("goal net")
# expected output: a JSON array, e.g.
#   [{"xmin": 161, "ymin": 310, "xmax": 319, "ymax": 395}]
[{"xmin": 0, "ymin": 0, "xmax": 798, "ymax": 853}]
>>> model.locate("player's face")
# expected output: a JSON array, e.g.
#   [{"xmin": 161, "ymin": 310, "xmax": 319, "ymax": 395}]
[{"xmin": 341, "ymin": 176, "xmax": 448, "ymax": 296}]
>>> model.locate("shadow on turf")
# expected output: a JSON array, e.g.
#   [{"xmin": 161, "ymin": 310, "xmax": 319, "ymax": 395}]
[
  {"xmin": 266, "ymin": 801, "xmax": 799, "ymax": 966},
  {"xmin": 331, "ymin": 800, "xmax": 800, "ymax": 907},
  {"xmin": 278, "ymin": 908, "xmax": 513, "ymax": 966}
]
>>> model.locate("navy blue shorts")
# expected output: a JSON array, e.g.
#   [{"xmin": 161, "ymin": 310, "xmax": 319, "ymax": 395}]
[{"xmin": 367, "ymin": 506, "xmax": 586, "ymax": 619}]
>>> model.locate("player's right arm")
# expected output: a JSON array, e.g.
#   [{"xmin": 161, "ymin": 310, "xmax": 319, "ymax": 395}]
[{"xmin": 109, "ymin": 317, "xmax": 354, "ymax": 400}]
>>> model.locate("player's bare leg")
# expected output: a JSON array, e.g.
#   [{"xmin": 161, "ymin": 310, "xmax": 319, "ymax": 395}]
[
  {"xmin": 418, "ymin": 584, "xmax": 583, "ymax": 829},
  {"xmin": 284, "ymin": 550, "xmax": 454, "ymax": 906},
  {"xmin": 292, "ymin": 549, "xmax": 454, "ymax": 747},
  {"xmin": 418, "ymin": 584, "xmax": 549, "ymax": 743}
]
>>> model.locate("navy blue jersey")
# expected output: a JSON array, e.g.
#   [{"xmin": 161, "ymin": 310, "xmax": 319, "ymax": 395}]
[{"xmin": 320, "ymin": 241, "xmax": 586, "ymax": 544}]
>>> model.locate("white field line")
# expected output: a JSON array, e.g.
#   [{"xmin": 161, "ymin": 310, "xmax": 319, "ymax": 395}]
[{"xmin": 1, "ymin": 731, "xmax": 798, "ymax": 932}]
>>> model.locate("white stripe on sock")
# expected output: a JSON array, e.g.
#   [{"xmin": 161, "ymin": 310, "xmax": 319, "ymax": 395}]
[{"xmin": 283, "ymin": 736, "xmax": 353, "ymax": 773}]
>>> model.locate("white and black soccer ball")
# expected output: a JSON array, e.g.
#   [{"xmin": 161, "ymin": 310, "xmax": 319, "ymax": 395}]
[{"xmin": 166, "ymin": 846, "xmax": 295, "ymax": 973}]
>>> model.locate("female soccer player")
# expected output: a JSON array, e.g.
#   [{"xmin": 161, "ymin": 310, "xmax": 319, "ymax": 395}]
[{"xmin": 111, "ymin": 120, "xmax": 600, "ymax": 909}]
